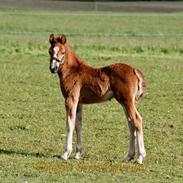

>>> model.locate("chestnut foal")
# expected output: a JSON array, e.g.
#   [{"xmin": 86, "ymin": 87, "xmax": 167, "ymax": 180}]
[{"xmin": 48, "ymin": 34, "xmax": 146, "ymax": 164}]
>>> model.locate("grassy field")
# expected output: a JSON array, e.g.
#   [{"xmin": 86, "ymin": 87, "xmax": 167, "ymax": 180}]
[{"xmin": 0, "ymin": 8, "xmax": 183, "ymax": 183}]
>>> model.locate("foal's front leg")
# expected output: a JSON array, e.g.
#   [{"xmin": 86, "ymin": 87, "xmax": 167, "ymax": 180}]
[
  {"xmin": 61, "ymin": 97, "xmax": 78, "ymax": 160},
  {"xmin": 75, "ymin": 104, "xmax": 82, "ymax": 159}
]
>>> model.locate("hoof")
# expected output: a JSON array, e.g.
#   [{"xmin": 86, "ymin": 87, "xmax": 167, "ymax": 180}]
[
  {"xmin": 123, "ymin": 154, "xmax": 134, "ymax": 163},
  {"xmin": 75, "ymin": 152, "xmax": 82, "ymax": 160},
  {"xmin": 136, "ymin": 157, "xmax": 143, "ymax": 164},
  {"xmin": 137, "ymin": 152, "xmax": 146, "ymax": 164},
  {"xmin": 61, "ymin": 150, "xmax": 72, "ymax": 160}
]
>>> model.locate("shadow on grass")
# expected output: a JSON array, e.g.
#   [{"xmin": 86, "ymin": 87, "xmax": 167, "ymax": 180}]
[
  {"xmin": 0, "ymin": 149, "xmax": 148, "ymax": 173},
  {"xmin": 0, "ymin": 148, "xmax": 60, "ymax": 159}
]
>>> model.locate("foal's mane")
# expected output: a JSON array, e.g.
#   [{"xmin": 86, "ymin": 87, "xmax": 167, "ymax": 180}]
[{"xmin": 64, "ymin": 43, "xmax": 99, "ymax": 72}]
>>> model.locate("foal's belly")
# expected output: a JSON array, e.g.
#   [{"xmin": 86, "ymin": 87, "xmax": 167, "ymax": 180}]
[{"xmin": 79, "ymin": 89, "xmax": 114, "ymax": 104}]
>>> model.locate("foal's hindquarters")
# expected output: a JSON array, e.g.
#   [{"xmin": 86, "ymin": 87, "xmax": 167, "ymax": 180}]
[{"xmin": 106, "ymin": 65, "xmax": 146, "ymax": 164}]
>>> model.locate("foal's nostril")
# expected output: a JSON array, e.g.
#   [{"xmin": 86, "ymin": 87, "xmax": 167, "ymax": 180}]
[
  {"xmin": 49, "ymin": 66, "xmax": 55, "ymax": 73},
  {"xmin": 49, "ymin": 66, "xmax": 58, "ymax": 73}
]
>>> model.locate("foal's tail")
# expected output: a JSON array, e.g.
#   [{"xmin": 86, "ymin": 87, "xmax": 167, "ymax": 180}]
[{"xmin": 134, "ymin": 68, "xmax": 146, "ymax": 102}]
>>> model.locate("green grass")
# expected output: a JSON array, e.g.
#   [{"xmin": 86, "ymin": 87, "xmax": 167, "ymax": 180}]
[{"xmin": 0, "ymin": 9, "xmax": 183, "ymax": 183}]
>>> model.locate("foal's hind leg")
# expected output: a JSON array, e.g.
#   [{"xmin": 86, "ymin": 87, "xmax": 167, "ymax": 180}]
[
  {"xmin": 135, "ymin": 110, "xmax": 146, "ymax": 164},
  {"xmin": 123, "ymin": 100, "xmax": 146, "ymax": 164},
  {"xmin": 123, "ymin": 106, "xmax": 136, "ymax": 162}
]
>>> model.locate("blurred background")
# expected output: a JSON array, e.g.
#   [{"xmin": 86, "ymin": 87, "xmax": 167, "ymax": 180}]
[{"xmin": 1, "ymin": 0, "xmax": 183, "ymax": 12}]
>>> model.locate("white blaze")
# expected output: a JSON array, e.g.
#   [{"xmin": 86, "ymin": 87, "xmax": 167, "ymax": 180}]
[{"xmin": 53, "ymin": 46, "xmax": 59, "ymax": 58}]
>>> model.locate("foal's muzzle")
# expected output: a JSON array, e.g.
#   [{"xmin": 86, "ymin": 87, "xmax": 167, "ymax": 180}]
[
  {"xmin": 49, "ymin": 65, "xmax": 58, "ymax": 73},
  {"xmin": 49, "ymin": 57, "xmax": 61, "ymax": 74}
]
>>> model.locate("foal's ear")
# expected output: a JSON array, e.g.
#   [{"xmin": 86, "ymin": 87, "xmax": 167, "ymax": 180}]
[
  {"xmin": 57, "ymin": 34, "xmax": 67, "ymax": 45},
  {"xmin": 49, "ymin": 34, "xmax": 56, "ymax": 44}
]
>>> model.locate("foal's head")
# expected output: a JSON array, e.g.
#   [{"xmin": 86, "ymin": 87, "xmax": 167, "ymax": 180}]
[{"xmin": 49, "ymin": 34, "xmax": 67, "ymax": 73}]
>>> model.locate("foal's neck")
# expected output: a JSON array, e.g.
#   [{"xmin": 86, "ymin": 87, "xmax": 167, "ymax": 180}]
[{"xmin": 65, "ymin": 45, "xmax": 82, "ymax": 67}]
